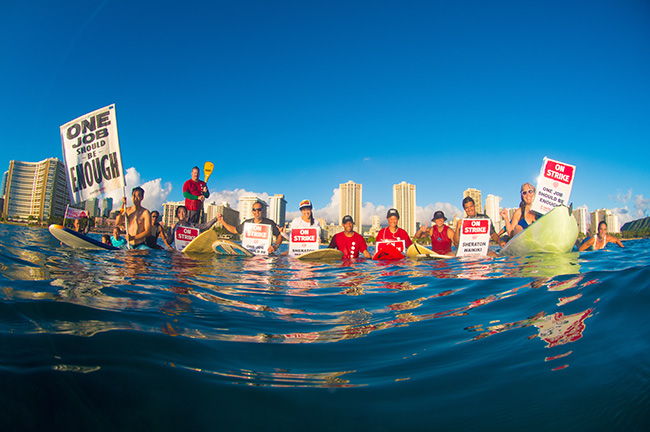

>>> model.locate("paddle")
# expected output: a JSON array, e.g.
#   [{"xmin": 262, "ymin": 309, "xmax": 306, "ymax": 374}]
[
  {"xmin": 199, "ymin": 162, "xmax": 214, "ymax": 224},
  {"xmin": 204, "ymin": 161, "xmax": 214, "ymax": 184}
]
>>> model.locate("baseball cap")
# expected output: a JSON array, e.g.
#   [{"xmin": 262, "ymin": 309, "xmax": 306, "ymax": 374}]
[
  {"xmin": 386, "ymin": 208, "xmax": 400, "ymax": 219},
  {"xmin": 342, "ymin": 215, "xmax": 354, "ymax": 224},
  {"xmin": 299, "ymin": 199, "xmax": 312, "ymax": 209}
]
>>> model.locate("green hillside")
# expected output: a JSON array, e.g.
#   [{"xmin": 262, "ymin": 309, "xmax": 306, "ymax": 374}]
[{"xmin": 621, "ymin": 216, "xmax": 650, "ymax": 238}]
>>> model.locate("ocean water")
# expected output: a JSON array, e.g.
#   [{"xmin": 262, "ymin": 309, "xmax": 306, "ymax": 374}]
[{"xmin": 1, "ymin": 224, "xmax": 648, "ymax": 431}]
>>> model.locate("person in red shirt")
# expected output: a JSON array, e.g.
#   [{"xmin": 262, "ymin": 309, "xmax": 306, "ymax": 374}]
[
  {"xmin": 414, "ymin": 210, "xmax": 456, "ymax": 256},
  {"xmin": 328, "ymin": 215, "xmax": 371, "ymax": 259},
  {"xmin": 183, "ymin": 166, "xmax": 210, "ymax": 224},
  {"xmin": 375, "ymin": 208, "xmax": 412, "ymax": 253}
]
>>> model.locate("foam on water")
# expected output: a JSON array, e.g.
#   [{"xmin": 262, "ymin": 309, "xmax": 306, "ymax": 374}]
[{"xmin": 1, "ymin": 224, "xmax": 649, "ymax": 431}]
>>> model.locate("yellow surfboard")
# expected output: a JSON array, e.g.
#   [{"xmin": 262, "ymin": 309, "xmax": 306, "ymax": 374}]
[
  {"xmin": 406, "ymin": 243, "xmax": 453, "ymax": 260},
  {"xmin": 297, "ymin": 248, "xmax": 343, "ymax": 261}
]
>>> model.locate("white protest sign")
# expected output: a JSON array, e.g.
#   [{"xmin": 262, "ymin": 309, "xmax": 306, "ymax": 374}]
[
  {"xmin": 531, "ymin": 157, "xmax": 576, "ymax": 215},
  {"xmin": 60, "ymin": 104, "xmax": 125, "ymax": 204},
  {"xmin": 174, "ymin": 226, "xmax": 200, "ymax": 251},
  {"xmin": 242, "ymin": 222, "xmax": 272, "ymax": 255},
  {"xmin": 457, "ymin": 218, "xmax": 491, "ymax": 257},
  {"xmin": 289, "ymin": 227, "xmax": 320, "ymax": 257},
  {"xmin": 376, "ymin": 239, "xmax": 406, "ymax": 254}
]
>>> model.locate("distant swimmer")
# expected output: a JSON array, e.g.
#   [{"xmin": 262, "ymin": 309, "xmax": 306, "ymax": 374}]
[
  {"xmin": 455, "ymin": 196, "xmax": 504, "ymax": 256},
  {"xmin": 183, "ymin": 166, "xmax": 209, "ymax": 224},
  {"xmin": 414, "ymin": 210, "xmax": 456, "ymax": 256},
  {"xmin": 166, "ymin": 205, "xmax": 218, "ymax": 250},
  {"xmin": 146, "ymin": 210, "xmax": 172, "ymax": 250},
  {"xmin": 101, "ymin": 234, "xmax": 111, "ymax": 245},
  {"xmin": 115, "ymin": 186, "xmax": 151, "ymax": 249},
  {"xmin": 217, "ymin": 202, "xmax": 283, "ymax": 254},
  {"xmin": 328, "ymin": 215, "xmax": 371, "ymax": 259},
  {"xmin": 376, "ymin": 208, "xmax": 412, "ymax": 251},
  {"xmin": 110, "ymin": 227, "xmax": 128, "ymax": 249},
  {"xmin": 501, "ymin": 183, "xmax": 539, "ymax": 237},
  {"xmin": 579, "ymin": 221, "xmax": 624, "ymax": 252},
  {"xmin": 72, "ymin": 216, "xmax": 89, "ymax": 235}
]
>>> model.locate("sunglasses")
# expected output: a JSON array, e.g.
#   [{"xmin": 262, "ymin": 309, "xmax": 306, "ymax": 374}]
[
  {"xmin": 252, "ymin": 208, "xmax": 263, "ymax": 212},
  {"xmin": 522, "ymin": 189, "xmax": 535, "ymax": 195}
]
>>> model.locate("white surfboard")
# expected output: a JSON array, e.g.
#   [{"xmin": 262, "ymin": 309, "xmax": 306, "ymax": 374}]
[
  {"xmin": 499, "ymin": 205, "xmax": 579, "ymax": 256},
  {"xmin": 212, "ymin": 239, "xmax": 255, "ymax": 257},
  {"xmin": 49, "ymin": 224, "xmax": 118, "ymax": 250}
]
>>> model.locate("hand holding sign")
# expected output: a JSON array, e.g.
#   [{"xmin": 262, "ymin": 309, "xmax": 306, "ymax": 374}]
[{"xmin": 531, "ymin": 157, "xmax": 576, "ymax": 215}]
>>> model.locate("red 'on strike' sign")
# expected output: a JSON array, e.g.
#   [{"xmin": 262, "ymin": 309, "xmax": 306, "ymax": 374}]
[{"xmin": 544, "ymin": 160, "xmax": 574, "ymax": 185}]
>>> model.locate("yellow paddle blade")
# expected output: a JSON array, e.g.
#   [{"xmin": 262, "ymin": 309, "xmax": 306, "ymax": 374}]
[{"xmin": 204, "ymin": 162, "xmax": 214, "ymax": 183}]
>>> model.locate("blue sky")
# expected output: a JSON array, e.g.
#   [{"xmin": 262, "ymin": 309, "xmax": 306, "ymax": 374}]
[{"xmin": 1, "ymin": 0, "xmax": 649, "ymax": 224}]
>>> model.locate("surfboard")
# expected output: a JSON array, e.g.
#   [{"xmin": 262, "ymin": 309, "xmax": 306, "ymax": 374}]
[
  {"xmin": 296, "ymin": 248, "xmax": 343, "ymax": 261},
  {"xmin": 405, "ymin": 243, "xmax": 453, "ymax": 260},
  {"xmin": 49, "ymin": 224, "xmax": 118, "ymax": 250},
  {"xmin": 373, "ymin": 242, "xmax": 404, "ymax": 260},
  {"xmin": 182, "ymin": 229, "xmax": 254, "ymax": 256},
  {"xmin": 212, "ymin": 239, "xmax": 254, "ymax": 257},
  {"xmin": 499, "ymin": 205, "xmax": 579, "ymax": 256}
]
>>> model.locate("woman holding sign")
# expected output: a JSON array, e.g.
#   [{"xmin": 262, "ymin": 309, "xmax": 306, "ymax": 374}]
[
  {"xmin": 579, "ymin": 221, "xmax": 624, "ymax": 252},
  {"xmin": 500, "ymin": 183, "xmax": 539, "ymax": 237}
]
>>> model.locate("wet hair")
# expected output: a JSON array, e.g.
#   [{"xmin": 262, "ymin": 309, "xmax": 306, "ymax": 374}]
[
  {"xmin": 519, "ymin": 183, "xmax": 536, "ymax": 215},
  {"xmin": 462, "ymin": 196, "xmax": 475, "ymax": 208},
  {"xmin": 598, "ymin": 221, "xmax": 607, "ymax": 230},
  {"xmin": 176, "ymin": 205, "xmax": 187, "ymax": 219},
  {"xmin": 102, "ymin": 234, "xmax": 111, "ymax": 243},
  {"xmin": 151, "ymin": 210, "xmax": 160, "ymax": 217},
  {"xmin": 132, "ymin": 186, "xmax": 145, "ymax": 197}
]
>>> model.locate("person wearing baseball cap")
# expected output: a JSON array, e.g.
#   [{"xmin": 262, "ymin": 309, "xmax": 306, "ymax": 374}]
[
  {"xmin": 414, "ymin": 210, "xmax": 457, "ymax": 256},
  {"xmin": 282, "ymin": 199, "xmax": 322, "ymax": 242},
  {"xmin": 328, "ymin": 215, "xmax": 371, "ymax": 259},
  {"xmin": 376, "ymin": 208, "xmax": 412, "ymax": 253}
]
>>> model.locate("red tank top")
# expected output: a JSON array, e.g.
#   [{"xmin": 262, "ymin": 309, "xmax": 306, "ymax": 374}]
[{"xmin": 431, "ymin": 226, "xmax": 452, "ymax": 255}]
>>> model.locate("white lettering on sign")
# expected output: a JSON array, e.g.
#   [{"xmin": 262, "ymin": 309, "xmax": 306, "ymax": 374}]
[
  {"xmin": 532, "ymin": 157, "xmax": 576, "ymax": 215},
  {"xmin": 457, "ymin": 219, "xmax": 491, "ymax": 257},
  {"xmin": 289, "ymin": 227, "xmax": 320, "ymax": 257}
]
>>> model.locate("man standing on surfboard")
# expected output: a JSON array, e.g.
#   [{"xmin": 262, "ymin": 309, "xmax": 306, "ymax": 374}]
[
  {"xmin": 376, "ymin": 209, "xmax": 412, "ymax": 253},
  {"xmin": 183, "ymin": 166, "xmax": 210, "ymax": 224},
  {"xmin": 115, "ymin": 186, "xmax": 151, "ymax": 249},
  {"xmin": 328, "ymin": 215, "xmax": 371, "ymax": 259}
]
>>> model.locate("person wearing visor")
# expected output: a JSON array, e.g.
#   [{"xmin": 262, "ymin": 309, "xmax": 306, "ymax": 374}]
[
  {"xmin": 376, "ymin": 208, "xmax": 412, "ymax": 252},
  {"xmin": 414, "ymin": 210, "xmax": 456, "ymax": 256},
  {"xmin": 218, "ymin": 203, "xmax": 283, "ymax": 254},
  {"xmin": 328, "ymin": 215, "xmax": 371, "ymax": 259}
]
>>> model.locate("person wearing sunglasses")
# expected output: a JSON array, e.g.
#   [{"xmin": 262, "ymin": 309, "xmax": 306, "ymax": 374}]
[
  {"xmin": 217, "ymin": 203, "xmax": 283, "ymax": 254},
  {"xmin": 145, "ymin": 210, "xmax": 172, "ymax": 249},
  {"xmin": 500, "ymin": 183, "xmax": 539, "ymax": 237}
]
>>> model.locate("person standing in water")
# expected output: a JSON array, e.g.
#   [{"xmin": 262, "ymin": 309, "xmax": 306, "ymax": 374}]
[
  {"xmin": 115, "ymin": 186, "xmax": 151, "ymax": 249},
  {"xmin": 455, "ymin": 196, "xmax": 504, "ymax": 256},
  {"xmin": 579, "ymin": 221, "xmax": 624, "ymax": 251},
  {"xmin": 146, "ymin": 210, "xmax": 172, "ymax": 249},
  {"xmin": 165, "ymin": 205, "xmax": 218, "ymax": 250},
  {"xmin": 183, "ymin": 166, "xmax": 210, "ymax": 224},
  {"xmin": 217, "ymin": 202, "xmax": 283, "ymax": 254},
  {"xmin": 328, "ymin": 215, "xmax": 371, "ymax": 259},
  {"xmin": 414, "ymin": 210, "xmax": 456, "ymax": 256},
  {"xmin": 376, "ymin": 208, "xmax": 412, "ymax": 252},
  {"xmin": 500, "ymin": 183, "xmax": 539, "ymax": 237}
]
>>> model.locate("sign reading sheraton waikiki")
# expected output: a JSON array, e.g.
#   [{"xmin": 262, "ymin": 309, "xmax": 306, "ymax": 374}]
[
  {"xmin": 456, "ymin": 219, "xmax": 491, "ymax": 257},
  {"xmin": 531, "ymin": 157, "xmax": 576, "ymax": 215},
  {"xmin": 59, "ymin": 105, "xmax": 125, "ymax": 203}
]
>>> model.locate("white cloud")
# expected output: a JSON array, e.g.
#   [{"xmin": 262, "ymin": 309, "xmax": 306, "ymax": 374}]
[
  {"xmin": 609, "ymin": 188, "xmax": 632, "ymax": 204},
  {"xmin": 609, "ymin": 190, "xmax": 650, "ymax": 226},
  {"xmin": 103, "ymin": 167, "xmax": 173, "ymax": 213},
  {"xmin": 416, "ymin": 202, "xmax": 463, "ymax": 226}
]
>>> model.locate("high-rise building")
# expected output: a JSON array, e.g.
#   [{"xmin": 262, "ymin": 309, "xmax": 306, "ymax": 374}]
[
  {"xmin": 162, "ymin": 201, "xmax": 184, "ymax": 227},
  {"xmin": 463, "ymin": 188, "xmax": 483, "ymax": 214},
  {"xmin": 268, "ymin": 194, "xmax": 287, "ymax": 227},
  {"xmin": 102, "ymin": 197, "xmax": 113, "ymax": 218},
  {"xmin": 573, "ymin": 207, "xmax": 589, "ymax": 235},
  {"xmin": 606, "ymin": 213, "xmax": 620, "ymax": 234},
  {"xmin": 485, "ymin": 194, "xmax": 502, "ymax": 232},
  {"xmin": 205, "ymin": 201, "xmax": 239, "ymax": 227},
  {"xmin": 3, "ymin": 158, "xmax": 70, "ymax": 222},
  {"xmin": 393, "ymin": 181, "xmax": 416, "ymax": 235},
  {"xmin": 339, "ymin": 181, "xmax": 362, "ymax": 227},
  {"xmin": 84, "ymin": 198, "xmax": 100, "ymax": 218},
  {"xmin": 239, "ymin": 196, "xmax": 267, "ymax": 222}
]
